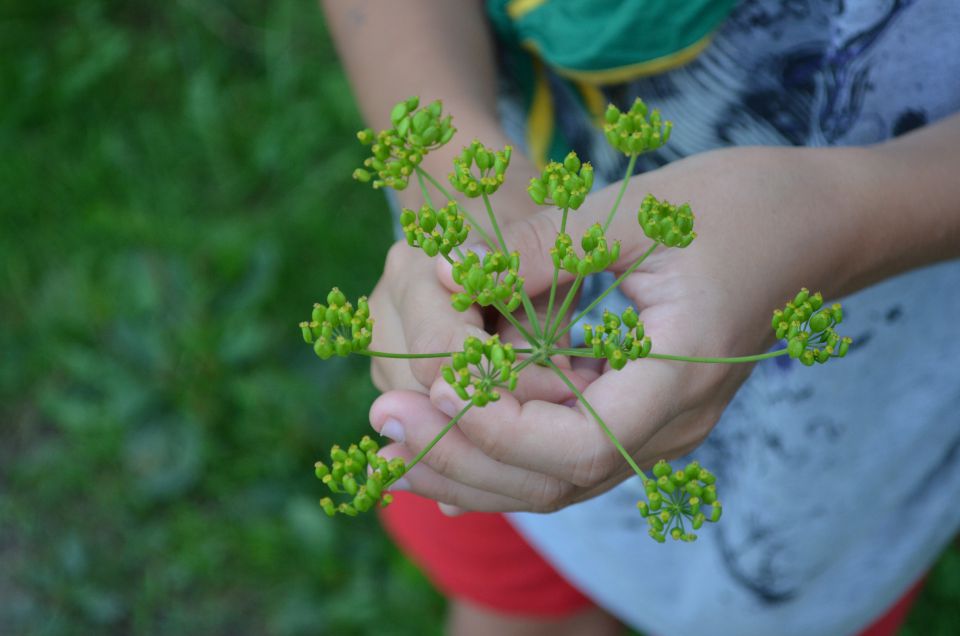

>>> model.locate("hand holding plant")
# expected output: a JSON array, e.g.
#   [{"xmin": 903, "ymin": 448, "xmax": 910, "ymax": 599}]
[{"xmin": 306, "ymin": 97, "xmax": 851, "ymax": 543}]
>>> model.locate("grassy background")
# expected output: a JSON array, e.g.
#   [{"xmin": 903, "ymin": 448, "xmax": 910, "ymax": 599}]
[{"xmin": 0, "ymin": 1, "xmax": 956, "ymax": 634}]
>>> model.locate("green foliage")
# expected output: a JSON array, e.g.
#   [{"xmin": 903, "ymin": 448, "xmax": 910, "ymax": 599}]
[
  {"xmin": 772, "ymin": 288, "xmax": 851, "ymax": 366},
  {"xmin": 603, "ymin": 98, "xmax": 672, "ymax": 155},
  {"xmin": 639, "ymin": 460, "xmax": 720, "ymax": 543},
  {"xmin": 300, "ymin": 289, "xmax": 374, "ymax": 359},
  {"xmin": 399, "ymin": 202, "xmax": 469, "ymax": 258},
  {"xmin": 552, "ymin": 224, "xmax": 622, "ymax": 276},
  {"xmin": 315, "ymin": 436, "xmax": 404, "ymax": 517},
  {"xmin": 449, "ymin": 140, "xmax": 512, "ymax": 198},
  {"xmin": 583, "ymin": 308, "xmax": 652, "ymax": 371},
  {"xmin": 441, "ymin": 336, "xmax": 519, "ymax": 407},
  {"xmin": 353, "ymin": 96, "xmax": 455, "ymax": 190},
  {"xmin": 0, "ymin": 1, "xmax": 440, "ymax": 633},
  {"xmin": 449, "ymin": 250, "xmax": 524, "ymax": 313},
  {"xmin": 527, "ymin": 151, "xmax": 594, "ymax": 209},
  {"xmin": 637, "ymin": 193, "xmax": 697, "ymax": 248}
]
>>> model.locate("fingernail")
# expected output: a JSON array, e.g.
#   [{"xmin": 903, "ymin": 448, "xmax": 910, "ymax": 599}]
[
  {"xmin": 381, "ymin": 418, "xmax": 405, "ymax": 443},
  {"xmin": 438, "ymin": 503, "xmax": 464, "ymax": 517},
  {"xmin": 436, "ymin": 400, "xmax": 457, "ymax": 418},
  {"xmin": 389, "ymin": 477, "xmax": 410, "ymax": 491}
]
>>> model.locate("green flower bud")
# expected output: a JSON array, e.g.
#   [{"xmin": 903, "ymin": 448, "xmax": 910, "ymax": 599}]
[
  {"xmin": 648, "ymin": 491, "xmax": 663, "ymax": 511},
  {"xmin": 452, "ymin": 293, "xmax": 473, "ymax": 312},
  {"xmin": 702, "ymin": 484, "xmax": 717, "ymax": 504},
  {"xmin": 359, "ymin": 436, "xmax": 378, "ymax": 453},
  {"xmin": 320, "ymin": 497, "xmax": 336, "ymax": 517},
  {"xmin": 390, "ymin": 101, "xmax": 409, "ymax": 126},
  {"xmin": 314, "ymin": 461, "xmax": 329, "ymax": 480},
  {"xmin": 809, "ymin": 311, "xmax": 829, "ymax": 333},
  {"xmin": 388, "ymin": 458, "xmax": 406, "ymax": 479},
  {"xmin": 657, "ymin": 475, "xmax": 676, "ymax": 494},
  {"xmin": 788, "ymin": 338, "xmax": 805, "ymax": 359},
  {"xmin": 653, "ymin": 460, "xmax": 672, "ymax": 479},
  {"xmin": 356, "ymin": 128, "xmax": 375, "ymax": 145},
  {"xmin": 300, "ymin": 321, "xmax": 315, "ymax": 344}
]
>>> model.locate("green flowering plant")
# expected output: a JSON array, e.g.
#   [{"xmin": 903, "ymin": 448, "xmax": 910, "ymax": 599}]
[{"xmin": 302, "ymin": 96, "xmax": 851, "ymax": 543}]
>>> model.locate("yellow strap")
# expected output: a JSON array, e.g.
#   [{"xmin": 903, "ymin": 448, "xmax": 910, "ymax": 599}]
[
  {"xmin": 507, "ymin": 0, "xmax": 547, "ymax": 20},
  {"xmin": 527, "ymin": 57, "xmax": 554, "ymax": 169},
  {"xmin": 575, "ymin": 80, "xmax": 608, "ymax": 127},
  {"xmin": 523, "ymin": 30, "xmax": 714, "ymax": 86}
]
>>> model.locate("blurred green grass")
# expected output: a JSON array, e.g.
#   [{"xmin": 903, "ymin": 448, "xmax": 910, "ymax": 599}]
[
  {"xmin": 0, "ymin": 1, "xmax": 956, "ymax": 635},
  {"xmin": 0, "ymin": 1, "xmax": 441, "ymax": 634}
]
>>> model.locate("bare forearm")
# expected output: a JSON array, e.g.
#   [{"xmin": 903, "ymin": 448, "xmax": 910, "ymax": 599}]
[
  {"xmin": 322, "ymin": 1, "xmax": 536, "ymax": 211},
  {"xmin": 840, "ymin": 112, "xmax": 960, "ymax": 293}
]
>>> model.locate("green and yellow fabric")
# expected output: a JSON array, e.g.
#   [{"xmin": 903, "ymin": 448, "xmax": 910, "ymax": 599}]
[{"xmin": 486, "ymin": 0, "xmax": 738, "ymax": 167}]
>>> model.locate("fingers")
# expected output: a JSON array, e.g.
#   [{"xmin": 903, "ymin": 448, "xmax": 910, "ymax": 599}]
[
  {"xmin": 376, "ymin": 242, "xmax": 490, "ymax": 390},
  {"xmin": 510, "ymin": 359, "xmax": 588, "ymax": 403},
  {"xmin": 377, "ymin": 442, "xmax": 533, "ymax": 512},
  {"xmin": 428, "ymin": 376, "xmax": 614, "ymax": 487},
  {"xmin": 371, "ymin": 390, "xmax": 575, "ymax": 512},
  {"xmin": 424, "ymin": 310, "xmax": 715, "ymax": 490}
]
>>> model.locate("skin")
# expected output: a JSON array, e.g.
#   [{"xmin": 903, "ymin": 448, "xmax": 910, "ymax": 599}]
[
  {"xmin": 372, "ymin": 127, "xmax": 960, "ymax": 512},
  {"xmin": 324, "ymin": 1, "xmax": 960, "ymax": 633},
  {"xmin": 323, "ymin": 2, "xmax": 612, "ymax": 633}
]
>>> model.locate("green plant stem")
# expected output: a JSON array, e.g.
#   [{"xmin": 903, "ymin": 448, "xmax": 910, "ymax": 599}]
[
  {"xmin": 549, "ymin": 347, "xmax": 791, "ymax": 364},
  {"xmin": 396, "ymin": 354, "xmax": 542, "ymax": 479},
  {"xmin": 543, "ymin": 207, "xmax": 569, "ymax": 334},
  {"xmin": 546, "ymin": 275, "xmax": 583, "ymax": 343},
  {"xmin": 602, "ymin": 152, "xmax": 638, "ymax": 232},
  {"xmin": 482, "ymin": 192, "xmax": 509, "ymax": 253},
  {"xmin": 357, "ymin": 350, "xmax": 456, "ymax": 359},
  {"xmin": 544, "ymin": 359, "xmax": 647, "ymax": 481},
  {"xmin": 416, "ymin": 169, "xmax": 435, "ymax": 208},
  {"xmin": 402, "ymin": 403, "xmax": 472, "ymax": 474},
  {"xmin": 493, "ymin": 300, "xmax": 537, "ymax": 343},
  {"xmin": 520, "ymin": 293, "xmax": 544, "ymax": 342},
  {"xmin": 415, "ymin": 167, "xmax": 497, "ymax": 250},
  {"xmin": 420, "ymin": 167, "xmax": 544, "ymax": 342},
  {"xmin": 648, "ymin": 349, "xmax": 790, "ymax": 364},
  {"xmin": 440, "ymin": 252, "xmax": 536, "ymax": 343},
  {"xmin": 552, "ymin": 242, "xmax": 658, "ymax": 343}
]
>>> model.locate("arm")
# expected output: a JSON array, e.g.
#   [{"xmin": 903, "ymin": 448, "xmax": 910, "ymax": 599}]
[
  {"xmin": 322, "ymin": 0, "xmax": 537, "ymax": 211},
  {"xmin": 322, "ymin": 1, "xmax": 575, "ymax": 403},
  {"xmin": 840, "ymin": 113, "xmax": 960, "ymax": 293}
]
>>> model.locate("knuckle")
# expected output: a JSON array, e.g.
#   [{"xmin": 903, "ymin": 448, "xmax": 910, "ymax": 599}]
[
  {"xmin": 473, "ymin": 425, "xmax": 511, "ymax": 463},
  {"xmin": 569, "ymin": 447, "xmax": 617, "ymax": 488},
  {"xmin": 527, "ymin": 477, "xmax": 572, "ymax": 513},
  {"xmin": 423, "ymin": 441, "xmax": 457, "ymax": 479},
  {"xmin": 408, "ymin": 329, "xmax": 448, "ymax": 385},
  {"xmin": 513, "ymin": 215, "xmax": 554, "ymax": 265},
  {"xmin": 383, "ymin": 240, "xmax": 410, "ymax": 274},
  {"xmin": 370, "ymin": 362, "xmax": 388, "ymax": 392}
]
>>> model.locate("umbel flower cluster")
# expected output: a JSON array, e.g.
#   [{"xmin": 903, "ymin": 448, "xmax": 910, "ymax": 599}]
[{"xmin": 300, "ymin": 96, "xmax": 851, "ymax": 544}]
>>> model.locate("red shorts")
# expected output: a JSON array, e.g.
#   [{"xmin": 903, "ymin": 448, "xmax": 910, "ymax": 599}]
[{"xmin": 380, "ymin": 492, "xmax": 925, "ymax": 634}]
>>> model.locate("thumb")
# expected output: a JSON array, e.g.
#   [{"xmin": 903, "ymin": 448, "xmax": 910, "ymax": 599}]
[
  {"xmin": 435, "ymin": 211, "xmax": 583, "ymax": 296},
  {"xmin": 436, "ymin": 192, "xmax": 653, "ymax": 297}
]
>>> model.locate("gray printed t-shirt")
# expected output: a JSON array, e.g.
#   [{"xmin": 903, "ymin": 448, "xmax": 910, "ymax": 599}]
[{"xmin": 491, "ymin": 2, "xmax": 960, "ymax": 635}]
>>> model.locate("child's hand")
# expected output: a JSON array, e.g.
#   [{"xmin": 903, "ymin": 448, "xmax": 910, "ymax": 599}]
[
  {"xmin": 368, "ymin": 183, "xmax": 586, "ymax": 404},
  {"xmin": 370, "ymin": 145, "xmax": 870, "ymax": 512}
]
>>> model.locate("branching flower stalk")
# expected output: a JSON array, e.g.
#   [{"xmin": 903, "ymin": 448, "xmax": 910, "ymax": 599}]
[{"xmin": 304, "ymin": 96, "xmax": 852, "ymax": 543}]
